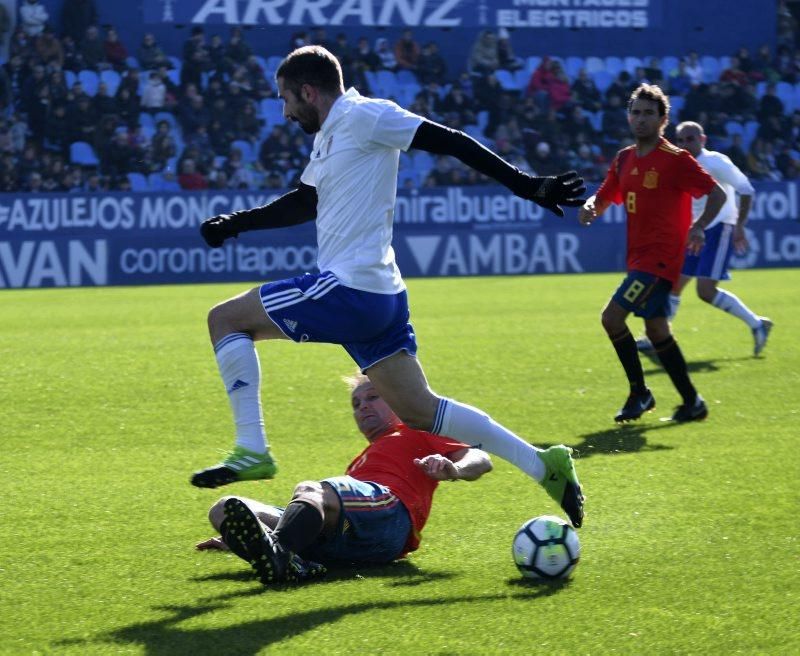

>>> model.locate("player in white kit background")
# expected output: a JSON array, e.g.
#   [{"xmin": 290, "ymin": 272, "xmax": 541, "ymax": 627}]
[
  {"xmin": 193, "ymin": 46, "xmax": 587, "ymax": 528},
  {"xmin": 637, "ymin": 121, "xmax": 773, "ymax": 357}
]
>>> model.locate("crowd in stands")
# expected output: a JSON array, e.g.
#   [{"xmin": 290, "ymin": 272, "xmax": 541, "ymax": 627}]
[{"xmin": 1, "ymin": 0, "xmax": 799, "ymax": 194}]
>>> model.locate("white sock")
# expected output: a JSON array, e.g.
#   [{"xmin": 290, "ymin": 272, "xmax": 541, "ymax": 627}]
[
  {"xmin": 433, "ymin": 398, "xmax": 545, "ymax": 481},
  {"xmin": 668, "ymin": 294, "xmax": 681, "ymax": 320},
  {"xmin": 214, "ymin": 332, "xmax": 267, "ymax": 453},
  {"xmin": 711, "ymin": 289, "xmax": 760, "ymax": 329}
]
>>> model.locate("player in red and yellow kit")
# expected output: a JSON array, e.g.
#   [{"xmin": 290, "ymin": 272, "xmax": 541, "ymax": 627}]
[
  {"xmin": 579, "ymin": 84, "xmax": 726, "ymax": 424},
  {"xmin": 196, "ymin": 373, "xmax": 495, "ymax": 585}
]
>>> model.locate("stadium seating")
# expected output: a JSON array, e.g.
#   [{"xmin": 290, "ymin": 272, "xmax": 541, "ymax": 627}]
[
  {"xmin": 700, "ymin": 55, "xmax": 722, "ymax": 83},
  {"xmin": 565, "ymin": 56, "xmax": 585, "ymax": 79},
  {"xmin": 127, "ymin": 172, "xmax": 149, "ymax": 191},
  {"xmin": 495, "ymin": 69, "xmax": 520, "ymax": 91},
  {"xmin": 232, "ymin": 139, "xmax": 257, "ymax": 163},
  {"xmin": 623, "ymin": 56, "xmax": 643, "ymax": 74},
  {"xmin": 776, "ymin": 81, "xmax": 795, "ymax": 112},
  {"xmin": 153, "ymin": 111, "xmax": 178, "ymax": 130},
  {"xmin": 592, "ymin": 70, "xmax": 615, "ymax": 93},
  {"xmin": 100, "ymin": 69, "xmax": 121, "ymax": 95},
  {"xmin": 78, "ymin": 69, "xmax": 99, "ymax": 96},
  {"xmin": 70, "ymin": 141, "xmax": 100, "ymax": 166},
  {"xmin": 584, "ymin": 56, "xmax": 605, "ymax": 74},
  {"xmin": 260, "ymin": 98, "xmax": 285, "ymax": 128}
]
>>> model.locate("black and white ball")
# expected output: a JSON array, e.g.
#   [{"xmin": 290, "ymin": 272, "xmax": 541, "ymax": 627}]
[{"xmin": 512, "ymin": 515, "xmax": 580, "ymax": 580}]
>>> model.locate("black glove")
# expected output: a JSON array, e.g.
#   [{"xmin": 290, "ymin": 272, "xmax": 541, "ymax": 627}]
[
  {"xmin": 200, "ymin": 214, "xmax": 239, "ymax": 248},
  {"xmin": 515, "ymin": 170, "xmax": 587, "ymax": 218}
]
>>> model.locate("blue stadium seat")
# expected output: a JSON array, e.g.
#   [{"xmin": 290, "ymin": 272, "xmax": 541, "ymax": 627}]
[
  {"xmin": 776, "ymin": 81, "xmax": 795, "ymax": 112},
  {"xmin": 396, "ymin": 69, "xmax": 418, "ymax": 86},
  {"xmin": 526, "ymin": 56, "xmax": 542, "ymax": 75},
  {"xmin": 592, "ymin": 70, "xmax": 615, "ymax": 93},
  {"xmin": 125, "ymin": 56, "xmax": 139, "ymax": 70},
  {"xmin": 586, "ymin": 110, "xmax": 603, "ymax": 132},
  {"xmin": 623, "ymin": 56, "xmax": 643, "ymax": 74},
  {"xmin": 795, "ymin": 83, "xmax": 800, "ymax": 113},
  {"xmin": 476, "ymin": 110, "xmax": 489, "ymax": 131},
  {"xmin": 604, "ymin": 56, "xmax": 623, "ymax": 76},
  {"xmin": 232, "ymin": 139, "xmax": 256, "ymax": 163},
  {"xmin": 164, "ymin": 156, "xmax": 179, "ymax": 174},
  {"xmin": 743, "ymin": 120, "xmax": 759, "ymax": 149},
  {"xmin": 266, "ymin": 56, "xmax": 283, "ymax": 77},
  {"xmin": 724, "ymin": 120, "xmax": 744, "ymax": 137},
  {"xmin": 585, "ymin": 56, "xmax": 605, "ymax": 74},
  {"xmin": 148, "ymin": 172, "xmax": 181, "ymax": 191},
  {"xmin": 668, "ymin": 95, "xmax": 685, "ymax": 120},
  {"xmin": 565, "ymin": 56, "xmax": 585, "ymax": 79},
  {"xmin": 127, "ymin": 172, "xmax": 149, "ymax": 191},
  {"xmin": 100, "ymin": 70, "xmax": 121, "ymax": 95},
  {"xmin": 662, "ymin": 56, "xmax": 680, "ymax": 76},
  {"xmin": 495, "ymin": 69, "xmax": 520, "ymax": 92},
  {"xmin": 376, "ymin": 70, "xmax": 399, "ymax": 99},
  {"xmin": 78, "ymin": 70, "xmax": 99, "ymax": 96},
  {"xmin": 755, "ymin": 81, "xmax": 768, "ymax": 98},
  {"xmin": 65, "ymin": 70, "xmax": 77, "ymax": 88},
  {"xmin": 70, "ymin": 141, "xmax": 99, "ymax": 166},
  {"xmin": 700, "ymin": 56, "xmax": 721, "ymax": 82},
  {"xmin": 514, "ymin": 69, "xmax": 530, "ymax": 90},
  {"xmin": 260, "ymin": 98, "xmax": 284, "ymax": 127},
  {"xmin": 154, "ymin": 111, "xmax": 178, "ymax": 130}
]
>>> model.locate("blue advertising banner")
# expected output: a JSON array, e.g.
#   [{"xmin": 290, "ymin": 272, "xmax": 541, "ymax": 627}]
[
  {"xmin": 143, "ymin": 0, "xmax": 663, "ymax": 29},
  {"xmin": 0, "ymin": 183, "xmax": 798, "ymax": 289}
]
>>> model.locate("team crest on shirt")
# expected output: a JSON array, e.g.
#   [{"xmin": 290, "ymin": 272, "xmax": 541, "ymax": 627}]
[{"xmin": 643, "ymin": 169, "xmax": 659, "ymax": 189}]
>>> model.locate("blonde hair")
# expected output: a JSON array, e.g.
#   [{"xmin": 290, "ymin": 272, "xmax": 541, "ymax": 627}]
[{"xmin": 342, "ymin": 370, "xmax": 370, "ymax": 391}]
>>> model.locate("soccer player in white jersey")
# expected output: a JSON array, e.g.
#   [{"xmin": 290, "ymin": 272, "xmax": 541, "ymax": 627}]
[
  {"xmin": 637, "ymin": 121, "xmax": 772, "ymax": 357},
  {"xmin": 192, "ymin": 46, "xmax": 587, "ymax": 528}
]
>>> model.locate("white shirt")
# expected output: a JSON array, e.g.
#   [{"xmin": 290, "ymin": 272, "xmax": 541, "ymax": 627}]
[
  {"xmin": 301, "ymin": 88, "xmax": 422, "ymax": 294},
  {"xmin": 693, "ymin": 148, "xmax": 755, "ymax": 229}
]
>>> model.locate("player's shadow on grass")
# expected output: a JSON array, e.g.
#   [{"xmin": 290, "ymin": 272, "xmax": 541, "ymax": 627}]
[
  {"xmin": 640, "ymin": 354, "xmax": 752, "ymax": 376},
  {"xmin": 541, "ymin": 421, "xmax": 680, "ymax": 460},
  {"xmin": 70, "ymin": 585, "xmax": 564, "ymax": 655},
  {"xmin": 193, "ymin": 558, "xmax": 455, "ymax": 588}
]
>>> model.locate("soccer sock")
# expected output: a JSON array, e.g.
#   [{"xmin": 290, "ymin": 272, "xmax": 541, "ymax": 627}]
[
  {"xmin": 668, "ymin": 294, "xmax": 681, "ymax": 320},
  {"xmin": 432, "ymin": 398, "xmax": 545, "ymax": 482},
  {"xmin": 214, "ymin": 332, "xmax": 268, "ymax": 454},
  {"xmin": 653, "ymin": 336, "xmax": 697, "ymax": 406},
  {"xmin": 609, "ymin": 327, "xmax": 647, "ymax": 394},
  {"xmin": 711, "ymin": 289, "xmax": 760, "ymax": 329},
  {"xmin": 273, "ymin": 500, "xmax": 324, "ymax": 554}
]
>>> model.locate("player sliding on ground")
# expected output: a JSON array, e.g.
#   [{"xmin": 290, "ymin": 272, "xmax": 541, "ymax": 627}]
[
  {"xmin": 193, "ymin": 46, "xmax": 586, "ymax": 527},
  {"xmin": 198, "ymin": 374, "xmax": 499, "ymax": 585}
]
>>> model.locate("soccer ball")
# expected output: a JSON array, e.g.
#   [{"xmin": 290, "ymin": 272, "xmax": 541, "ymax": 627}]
[{"xmin": 512, "ymin": 515, "xmax": 580, "ymax": 581}]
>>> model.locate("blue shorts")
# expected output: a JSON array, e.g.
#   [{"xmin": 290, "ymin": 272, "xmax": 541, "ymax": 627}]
[
  {"xmin": 681, "ymin": 223, "xmax": 734, "ymax": 281},
  {"xmin": 612, "ymin": 270, "xmax": 672, "ymax": 319},
  {"xmin": 301, "ymin": 476, "xmax": 412, "ymax": 565},
  {"xmin": 259, "ymin": 272, "xmax": 418, "ymax": 371}
]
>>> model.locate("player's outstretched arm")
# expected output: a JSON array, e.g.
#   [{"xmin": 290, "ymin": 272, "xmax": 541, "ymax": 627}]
[
  {"xmin": 414, "ymin": 448, "xmax": 492, "ymax": 482},
  {"xmin": 408, "ymin": 119, "xmax": 586, "ymax": 217},
  {"xmin": 200, "ymin": 183, "xmax": 318, "ymax": 248}
]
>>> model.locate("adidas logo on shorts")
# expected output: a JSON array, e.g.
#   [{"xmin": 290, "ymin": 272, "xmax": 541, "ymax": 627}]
[{"xmin": 283, "ymin": 318, "xmax": 298, "ymax": 333}]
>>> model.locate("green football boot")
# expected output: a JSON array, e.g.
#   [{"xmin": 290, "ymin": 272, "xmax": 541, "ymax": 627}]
[
  {"xmin": 191, "ymin": 446, "xmax": 278, "ymax": 488},
  {"xmin": 538, "ymin": 445, "xmax": 585, "ymax": 528}
]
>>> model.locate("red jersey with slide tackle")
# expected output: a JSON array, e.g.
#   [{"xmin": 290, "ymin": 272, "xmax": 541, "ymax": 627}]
[
  {"xmin": 595, "ymin": 137, "xmax": 716, "ymax": 284},
  {"xmin": 346, "ymin": 425, "xmax": 468, "ymax": 551}
]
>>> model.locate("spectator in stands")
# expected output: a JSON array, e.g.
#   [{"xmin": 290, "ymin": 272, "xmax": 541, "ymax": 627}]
[
  {"xmin": 667, "ymin": 59, "xmax": 693, "ymax": 96},
  {"xmin": 233, "ymin": 101, "xmax": 262, "ymax": 144},
  {"xmin": 374, "ymin": 38, "xmax": 397, "ymax": 71},
  {"xmin": 137, "ymin": 32, "xmax": 169, "ymax": 70},
  {"xmin": 178, "ymin": 157, "xmax": 208, "ymax": 190},
  {"xmin": 394, "ymin": 30, "xmax": 420, "ymax": 71},
  {"xmin": 571, "ymin": 69, "xmax": 602, "ymax": 112},
  {"xmin": 156, "ymin": 65, "xmax": 179, "ymax": 108},
  {"xmin": 141, "ymin": 71, "xmax": 167, "ymax": 112},
  {"xmin": 496, "ymin": 28, "xmax": 524, "ymax": 72},
  {"xmin": 92, "ymin": 82, "xmax": 117, "ymax": 117},
  {"xmin": 9, "ymin": 27, "xmax": 33, "ymax": 61},
  {"xmin": 528, "ymin": 141, "xmax": 563, "ymax": 176},
  {"xmin": 773, "ymin": 44, "xmax": 797, "ymax": 83},
  {"xmin": 748, "ymin": 137, "xmax": 782, "ymax": 180},
  {"xmin": 19, "ymin": 0, "xmax": 48, "ymax": 38},
  {"xmin": 526, "ymin": 58, "xmax": 571, "ymax": 112},
  {"xmin": 468, "ymin": 30, "xmax": 499, "ymax": 75},
  {"xmin": 758, "ymin": 115, "xmax": 786, "ymax": 143},
  {"xmin": 724, "ymin": 133, "xmax": 750, "ymax": 173},
  {"xmin": 84, "ymin": 171, "xmax": 105, "ymax": 192},
  {"xmin": 643, "ymin": 57, "xmax": 665, "ymax": 87},
  {"xmin": 439, "ymin": 83, "xmax": 475, "ymax": 126},
  {"xmin": 262, "ymin": 170, "xmax": 285, "ymax": 190},
  {"xmin": 182, "ymin": 47, "xmax": 210, "ymax": 90},
  {"xmin": 103, "ymin": 129, "xmax": 136, "ymax": 176},
  {"xmin": 757, "ymin": 82, "xmax": 785, "ymax": 122},
  {"xmin": 226, "ymin": 26, "xmax": 252, "ymax": 68},
  {"xmin": 208, "ymin": 117, "xmax": 233, "ymax": 156},
  {"xmin": 61, "ymin": 34, "xmax": 84, "ymax": 72},
  {"xmin": 151, "ymin": 120, "xmax": 177, "ymax": 169},
  {"xmin": 683, "ymin": 51, "xmax": 704, "ymax": 86},
  {"xmin": 225, "ymin": 80, "xmax": 250, "ymax": 117},
  {"xmin": 115, "ymin": 86, "xmax": 140, "ymax": 126},
  {"xmin": 60, "ymin": 0, "xmax": 97, "ymax": 44},
  {"xmin": 604, "ymin": 70, "xmax": 634, "ymax": 104},
  {"xmin": 720, "ymin": 56, "xmax": 749, "ymax": 88},
  {"xmin": 35, "ymin": 25, "xmax": 63, "ymax": 68},
  {"xmin": 18, "ymin": 142, "xmax": 41, "ymax": 180},
  {"xmin": 777, "ymin": 0, "xmax": 798, "ymax": 47},
  {"xmin": 775, "ymin": 140, "xmax": 799, "ymax": 179},
  {"xmin": 601, "ymin": 92, "xmax": 629, "ymax": 142},
  {"xmin": 416, "ymin": 42, "xmax": 447, "ymax": 86},
  {"xmin": 183, "ymin": 26, "xmax": 207, "ymax": 61},
  {"xmin": 310, "ymin": 27, "xmax": 331, "ymax": 50},
  {"xmin": 81, "ymin": 25, "xmax": 107, "ymax": 70},
  {"xmin": 42, "ymin": 157, "xmax": 66, "ymax": 191},
  {"xmin": 225, "ymin": 146, "xmax": 254, "ymax": 189},
  {"xmin": 179, "ymin": 94, "xmax": 211, "ymax": 137},
  {"xmin": 20, "ymin": 63, "xmax": 47, "ymax": 115},
  {"xmin": 25, "ymin": 170, "xmax": 43, "ymax": 192},
  {"xmin": 104, "ymin": 27, "xmax": 129, "ymax": 71},
  {"xmin": 354, "ymin": 37, "xmax": 381, "ymax": 72}
]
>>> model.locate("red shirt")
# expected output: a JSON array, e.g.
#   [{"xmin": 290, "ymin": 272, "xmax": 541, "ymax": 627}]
[
  {"xmin": 596, "ymin": 137, "xmax": 715, "ymax": 284},
  {"xmin": 346, "ymin": 425, "xmax": 467, "ymax": 553}
]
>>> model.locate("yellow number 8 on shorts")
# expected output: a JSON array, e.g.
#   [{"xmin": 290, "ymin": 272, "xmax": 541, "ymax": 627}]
[{"xmin": 623, "ymin": 279, "xmax": 646, "ymax": 303}]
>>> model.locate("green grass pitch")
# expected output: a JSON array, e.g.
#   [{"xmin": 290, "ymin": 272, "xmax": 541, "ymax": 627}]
[{"xmin": 1, "ymin": 269, "xmax": 798, "ymax": 654}]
